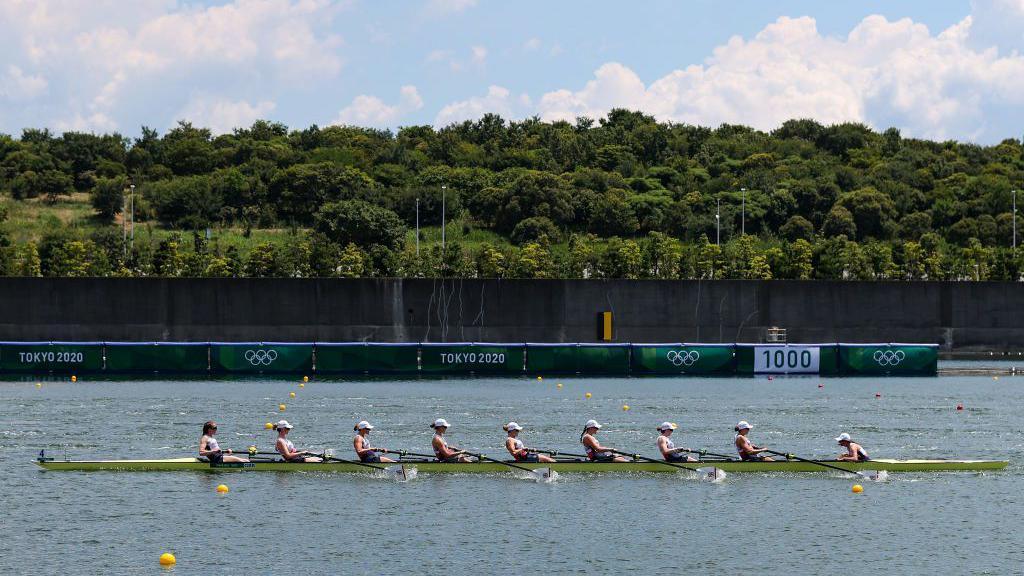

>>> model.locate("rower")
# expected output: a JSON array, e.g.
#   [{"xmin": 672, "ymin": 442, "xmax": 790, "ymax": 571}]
[
  {"xmin": 353, "ymin": 420, "xmax": 395, "ymax": 463},
  {"xmin": 199, "ymin": 421, "xmax": 249, "ymax": 464},
  {"xmin": 835, "ymin": 432, "xmax": 870, "ymax": 462},
  {"xmin": 656, "ymin": 422, "xmax": 695, "ymax": 462},
  {"xmin": 503, "ymin": 422, "xmax": 554, "ymax": 463},
  {"xmin": 273, "ymin": 420, "xmax": 322, "ymax": 463},
  {"xmin": 734, "ymin": 421, "xmax": 773, "ymax": 462},
  {"xmin": 580, "ymin": 420, "xmax": 628, "ymax": 462},
  {"xmin": 430, "ymin": 418, "xmax": 473, "ymax": 463}
]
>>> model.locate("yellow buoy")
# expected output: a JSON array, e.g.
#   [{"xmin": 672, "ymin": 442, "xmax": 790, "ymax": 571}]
[
  {"xmin": 289, "ymin": 392, "xmax": 296, "ymax": 398},
  {"xmin": 264, "ymin": 422, "xmax": 273, "ymax": 430},
  {"xmin": 36, "ymin": 382, "xmax": 42, "ymax": 388},
  {"xmin": 278, "ymin": 404, "xmax": 286, "ymax": 411},
  {"xmin": 299, "ymin": 383, "xmax": 305, "ymax": 388},
  {"xmin": 216, "ymin": 484, "xmax": 229, "ymax": 494},
  {"xmin": 159, "ymin": 553, "xmax": 176, "ymax": 566},
  {"xmin": 303, "ymin": 376, "xmax": 309, "ymax": 383},
  {"xmin": 537, "ymin": 376, "xmax": 543, "ymax": 381},
  {"xmin": 70, "ymin": 375, "xmax": 77, "ymax": 382},
  {"xmin": 556, "ymin": 383, "xmax": 563, "ymax": 389},
  {"xmin": 852, "ymin": 484, "xmax": 863, "ymax": 493},
  {"xmin": 622, "ymin": 404, "xmax": 630, "ymax": 411},
  {"xmin": 993, "ymin": 376, "xmax": 999, "ymax": 381},
  {"xmin": 585, "ymin": 392, "xmax": 592, "ymax": 398}
]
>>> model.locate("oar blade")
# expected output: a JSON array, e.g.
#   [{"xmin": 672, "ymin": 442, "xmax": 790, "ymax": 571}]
[
  {"xmin": 860, "ymin": 469, "xmax": 887, "ymax": 482},
  {"xmin": 696, "ymin": 466, "xmax": 727, "ymax": 483},
  {"xmin": 384, "ymin": 464, "xmax": 416, "ymax": 482},
  {"xmin": 531, "ymin": 467, "xmax": 557, "ymax": 483}
]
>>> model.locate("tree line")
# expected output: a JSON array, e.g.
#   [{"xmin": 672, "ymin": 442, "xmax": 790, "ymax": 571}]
[{"xmin": 0, "ymin": 110, "xmax": 1022, "ymax": 280}]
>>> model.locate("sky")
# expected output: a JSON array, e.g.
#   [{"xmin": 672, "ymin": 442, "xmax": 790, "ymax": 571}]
[{"xmin": 2, "ymin": 0, "xmax": 1024, "ymax": 143}]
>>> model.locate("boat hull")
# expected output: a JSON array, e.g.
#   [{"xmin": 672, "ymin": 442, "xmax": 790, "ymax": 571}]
[{"xmin": 34, "ymin": 457, "xmax": 1008, "ymax": 473}]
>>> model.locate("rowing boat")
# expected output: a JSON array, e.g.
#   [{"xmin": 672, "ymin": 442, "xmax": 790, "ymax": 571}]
[{"xmin": 34, "ymin": 457, "xmax": 1008, "ymax": 473}]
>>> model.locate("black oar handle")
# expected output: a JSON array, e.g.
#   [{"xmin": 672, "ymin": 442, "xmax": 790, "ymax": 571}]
[
  {"xmin": 533, "ymin": 449, "xmax": 589, "ymax": 458},
  {"xmin": 611, "ymin": 449, "xmax": 704, "ymax": 473},
  {"xmin": 679, "ymin": 447, "xmax": 735, "ymax": 460},
  {"xmin": 321, "ymin": 454, "xmax": 389, "ymax": 471},
  {"xmin": 764, "ymin": 450, "xmax": 859, "ymax": 476},
  {"xmin": 467, "ymin": 452, "xmax": 541, "ymax": 474}
]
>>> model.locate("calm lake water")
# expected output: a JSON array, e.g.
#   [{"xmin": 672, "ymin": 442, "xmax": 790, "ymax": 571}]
[{"xmin": 1, "ymin": 369, "xmax": 1020, "ymax": 575}]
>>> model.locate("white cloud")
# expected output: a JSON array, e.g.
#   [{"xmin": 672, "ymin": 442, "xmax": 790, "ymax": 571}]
[
  {"xmin": 0, "ymin": 66, "xmax": 48, "ymax": 101},
  {"xmin": 334, "ymin": 85, "xmax": 423, "ymax": 128},
  {"xmin": 435, "ymin": 85, "xmax": 515, "ymax": 125},
  {"xmin": 0, "ymin": 0, "xmax": 345, "ymax": 133},
  {"xmin": 535, "ymin": 15, "xmax": 1024, "ymax": 140},
  {"xmin": 427, "ymin": 0, "xmax": 477, "ymax": 14},
  {"xmin": 523, "ymin": 37, "xmax": 542, "ymax": 52},
  {"xmin": 471, "ymin": 45, "xmax": 487, "ymax": 65},
  {"xmin": 177, "ymin": 96, "xmax": 277, "ymax": 135},
  {"xmin": 54, "ymin": 112, "xmax": 118, "ymax": 133}
]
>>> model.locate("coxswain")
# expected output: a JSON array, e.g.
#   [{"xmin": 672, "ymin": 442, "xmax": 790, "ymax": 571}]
[
  {"xmin": 273, "ymin": 420, "xmax": 322, "ymax": 463},
  {"xmin": 580, "ymin": 420, "xmax": 629, "ymax": 462},
  {"xmin": 353, "ymin": 420, "xmax": 395, "ymax": 463},
  {"xmin": 656, "ymin": 422, "xmax": 696, "ymax": 462},
  {"xmin": 734, "ymin": 421, "xmax": 773, "ymax": 461},
  {"xmin": 430, "ymin": 418, "xmax": 473, "ymax": 463},
  {"xmin": 199, "ymin": 421, "xmax": 249, "ymax": 464},
  {"xmin": 835, "ymin": 432, "xmax": 870, "ymax": 461},
  {"xmin": 503, "ymin": 422, "xmax": 554, "ymax": 463}
]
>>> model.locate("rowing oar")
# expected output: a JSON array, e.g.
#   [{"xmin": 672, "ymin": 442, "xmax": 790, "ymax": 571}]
[
  {"xmin": 764, "ymin": 450, "xmax": 884, "ymax": 481},
  {"xmin": 611, "ymin": 450, "xmax": 726, "ymax": 481},
  {"xmin": 531, "ymin": 449, "xmax": 590, "ymax": 459},
  {"xmin": 320, "ymin": 454, "xmax": 413, "ymax": 481},
  {"xmin": 458, "ymin": 452, "xmax": 554, "ymax": 482},
  {"xmin": 677, "ymin": 447, "xmax": 736, "ymax": 460}
]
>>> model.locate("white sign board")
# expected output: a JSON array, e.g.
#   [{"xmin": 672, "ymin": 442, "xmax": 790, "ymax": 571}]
[{"xmin": 754, "ymin": 346, "xmax": 820, "ymax": 374}]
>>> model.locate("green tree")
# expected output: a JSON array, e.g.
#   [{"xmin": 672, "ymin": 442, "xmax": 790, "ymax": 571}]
[
  {"xmin": 336, "ymin": 243, "xmax": 366, "ymax": 278},
  {"xmin": 244, "ymin": 242, "xmax": 282, "ymax": 277},
  {"xmin": 313, "ymin": 200, "xmax": 407, "ymax": 250},
  {"xmin": 822, "ymin": 205, "xmax": 857, "ymax": 238},
  {"xmin": 90, "ymin": 176, "xmax": 128, "ymax": 221}
]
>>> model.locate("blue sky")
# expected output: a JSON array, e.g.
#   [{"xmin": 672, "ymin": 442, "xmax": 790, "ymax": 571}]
[{"xmin": 2, "ymin": 0, "xmax": 1023, "ymax": 142}]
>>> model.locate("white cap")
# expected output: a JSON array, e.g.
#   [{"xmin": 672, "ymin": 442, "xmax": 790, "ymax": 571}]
[
  {"xmin": 835, "ymin": 432, "xmax": 851, "ymax": 443},
  {"xmin": 657, "ymin": 422, "xmax": 678, "ymax": 431},
  {"xmin": 275, "ymin": 420, "xmax": 293, "ymax": 429},
  {"xmin": 504, "ymin": 422, "xmax": 523, "ymax": 432},
  {"xmin": 736, "ymin": 421, "xmax": 753, "ymax": 431},
  {"xmin": 431, "ymin": 418, "xmax": 450, "ymax": 429},
  {"xmin": 584, "ymin": 419, "xmax": 602, "ymax": 429},
  {"xmin": 356, "ymin": 420, "xmax": 374, "ymax": 430}
]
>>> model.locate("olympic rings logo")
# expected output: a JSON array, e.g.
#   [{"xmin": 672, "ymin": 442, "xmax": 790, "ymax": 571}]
[
  {"xmin": 245, "ymin": 349, "xmax": 278, "ymax": 366},
  {"xmin": 873, "ymin": 350, "xmax": 905, "ymax": 366},
  {"xmin": 666, "ymin": 350, "xmax": 700, "ymax": 367}
]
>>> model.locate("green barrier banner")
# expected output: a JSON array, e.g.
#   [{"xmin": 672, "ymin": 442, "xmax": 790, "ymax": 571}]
[
  {"xmin": 525, "ymin": 344, "xmax": 580, "ymax": 374},
  {"xmin": 420, "ymin": 343, "xmax": 524, "ymax": 374},
  {"xmin": 0, "ymin": 342, "xmax": 104, "ymax": 372},
  {"xmin": 630, "ymin": 344, "xmax": 735, "ymax": 375},
  {"xmin": 210, "ymin": 343, "xmax": 313, "ymax": 374},
  {"xmin": 104, "ymin": 343, "xmax": 209, "ymax": 372},
  {"xmin": 839, "ymin": 344, "xmax": 938, "ymax": 376},
  {"xmin": 577, "ymin": 345, "xmax": 630, "ymax": 374},
  {"xmin": 315, "ymin": 344, "xmax": 419, "ymax": 374},
  {"xmin": 735, "ymin": 344, "xmax": 839, "ymax": 375}
]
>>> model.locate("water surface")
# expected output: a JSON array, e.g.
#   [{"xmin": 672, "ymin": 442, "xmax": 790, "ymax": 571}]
[{"xmin": 1, "ymin": 372, "xmax": 1019, "ymax": 575}]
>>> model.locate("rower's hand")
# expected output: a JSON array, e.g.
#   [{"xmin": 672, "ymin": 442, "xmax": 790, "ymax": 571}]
[
  {"xmin": 380, "ymin": 448, "xmax": 388, "ymax": 453},
  {"xmin": 226, "ymin": 449, "xmax": 232, "ymax": 454}
]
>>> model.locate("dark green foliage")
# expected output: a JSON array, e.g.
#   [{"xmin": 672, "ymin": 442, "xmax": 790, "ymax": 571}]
[
  {"xmin": 3, "ymin": 112, "xmax": 1024, "ymax": 280},
  {"xmin": 313, "ymin": 200, "xmax": 406, "ymax": 250}
]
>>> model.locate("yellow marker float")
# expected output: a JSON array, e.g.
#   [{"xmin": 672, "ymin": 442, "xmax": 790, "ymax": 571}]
[{"xmin": 159, "ymin": 553, "xmax": 176, "ymax": 566}]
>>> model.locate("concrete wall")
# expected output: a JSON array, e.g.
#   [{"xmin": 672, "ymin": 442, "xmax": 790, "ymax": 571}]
[{"xmin": 0, "ymin": 278, "xmax": 1020, "ymax": 351}]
